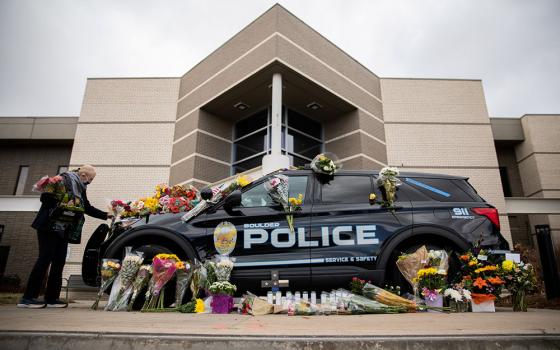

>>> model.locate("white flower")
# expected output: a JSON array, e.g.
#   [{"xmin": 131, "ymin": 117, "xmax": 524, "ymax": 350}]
[
  {"xmin": 323, "ymin": 166, "xmax": 329, "ymax": 171},
  {"xmin": 463, "ymin": 289, "xmax": 472, "ymax": 300},
  {"xmin": 444, "ymin": 288, "xmax": 462, "ymax": 302}
]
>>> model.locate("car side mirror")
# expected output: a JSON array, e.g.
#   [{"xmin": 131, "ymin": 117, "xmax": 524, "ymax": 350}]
[
  {"xmin": 200, "ymin": 187, "xmax": 213, "ymax": 201},
  {"xmin": 224, "ymin": 190, "xmax": 242, "ymax": 215}
]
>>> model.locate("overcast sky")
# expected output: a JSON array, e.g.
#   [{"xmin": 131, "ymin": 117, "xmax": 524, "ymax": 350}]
[{"xmin": 1, "ymin": 0, "xmax": 559, "ymax": 117}]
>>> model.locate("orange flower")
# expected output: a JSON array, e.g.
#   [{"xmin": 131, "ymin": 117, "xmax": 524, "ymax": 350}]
[
  {"xmin": 463, "ymin": 275, "xmax": 472, "ymax": 281},
  {"xmin": 473, "ymin": 277, "xmax": 487, "ymax": 289},
  {"xmin": 460, "ymin": 255, "xmax": 469, "ymax": 261},
  {"xmin": 487, "ymin": 276, "xmax": 505, "ymax": 285}
]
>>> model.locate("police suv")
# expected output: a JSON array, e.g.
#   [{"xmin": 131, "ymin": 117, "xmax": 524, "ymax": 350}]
[{"xmin": 82, "ymin": 170, "xmax": 509, "ymax": 294}]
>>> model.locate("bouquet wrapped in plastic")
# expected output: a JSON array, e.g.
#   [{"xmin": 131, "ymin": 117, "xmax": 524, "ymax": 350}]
[
  {"xmin": 342, "ymin": 292, "xmax": 407, "ymax": 314},
  {"xmin": 190, "ymin": 260, "xmax": 206, "ymax": 300},
  {"xmin": 209, "ymin": 281, "xmax": 236, "ymax": 314},
  {"xmin": 91, "ymin": 258, "xmax": 121, "ymax": 310},
  {"xmin": 241, "ymin": 292, "xmax": 274, "ymax": 315},
  {"xmin": 143, "ymin": 254, "xmax": 179, "ymax": 310},
  {"xmin": 32, "ymin": 175, "xmax": 66, "ymax": 195},
  {"xmin": 310, "ymin": 153, "xmax": 341, "ymax": 176},
  {"xmin": 214, "ymin": 256, "xmax": 234, "ymax": 282},
  {"xmin": 174, "ymin": 261, "xmax": 193, "ymax": 307},
  {"xmin": 264, "ymin": 175, "xmax": 300, "ymax": 234},
  {"xmin": 376, "ymin": 166, "xmax": 401, "ymax": 207},
  {"xmin": 361, "ymin": 283, "xmax": 417, "ymax": 312},
  {"xmin": 106, "ymin": 248, "xmax": 144, "ymax": 311},
  {"xmin": 396, "ymin": 245, "xmax": 429, "ymax": 291},
  {"xmin": 127, "ymin": 264, "xmax": 152, "ymax": 311}
]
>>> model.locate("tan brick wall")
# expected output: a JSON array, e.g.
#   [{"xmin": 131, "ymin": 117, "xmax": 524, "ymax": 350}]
[
  {"xmin": 385, "ymin": 124, "xmax": 498, "ymax": 167},
  {"xmin": 80, "ymin": 78, "xmax": 180, "ymax": 123},
  {"xmin": 381, "ymin": 79, "xmax": 489, "ymax": 123}
]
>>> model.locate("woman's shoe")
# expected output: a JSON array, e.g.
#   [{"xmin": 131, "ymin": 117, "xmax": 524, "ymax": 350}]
[
  {"xmin": 45, "ymin": 299, "xmax": 68, "ymax": 308},
  {"xmin": 17, "ymin": 298, "xmax": 46, "ymax": 309}
]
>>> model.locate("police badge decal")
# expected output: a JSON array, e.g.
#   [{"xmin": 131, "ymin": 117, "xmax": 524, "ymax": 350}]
[{"xmin": 214, "ymin": 221, "xmax": 237, "ymax": 256}]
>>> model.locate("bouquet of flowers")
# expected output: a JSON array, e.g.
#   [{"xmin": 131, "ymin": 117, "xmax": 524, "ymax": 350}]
[
  {"xmin": 396, "ymin": 245, "xmax": 429, "ymax": 292},
  {"xmin": 106, "ymin": 248, "xmax": 144, "ymax": 311},
  {"xmin": 127, "ymin": 264, "xmax": 152, "ymax": 311},
  {"xmin": 349, "ymin": 277, "xmax": 369, "ymax": 295},
  {"xmin": 174, "ymin": 260, "xmax": 194, "ymax": 307},
  {"xmin": 459, "ymin": 250, "xmax": 504, "ymax": 308},
  {"xmin": 342, "ymin": 292, "xmax": 407, "ymax": 314},
  {"xmin": 415, "ymin": 267, "xmax": 447, "ymax": 307},
  {"xmin": 209, "ymin": 281, "xmax": 236, "ymax": 314},
  {"xmin": 32, "ymin": 175, "xmax": 66, "ymax": 195},
  {"xmin": 500, "ymin": 259, "xmax": 537, "ymax": 312},
  {"xmin": 91, "ymin": 259, "xmax": 121, "ymax": 310},
  {"xmin": 181, "ymin": 175, "xmax": 251, "ymax": 223},
  {"xmin": 190, "ymin": 260, "xmax": 206, "ymax": 300},
  {"xmin": 241, "ymin": 292, "xmax": 274, "ymax": 315},
  {"xmin": 444, "ymin": 284, "xmax": 471, "ymax": 312},
  {"xmin": 214, "ymin": 257, "xmax": 234, "ymax": 282},
  {"xmin": 376, "ymin": 166, "xmax": 401, "ymax": 207},
  {"xmin": 310, "ymin": 153, "xmax": 340, "ymax": 176},
  {"xmin": 264, "ymin": 175, "xmax": 300, "ymax": 234},
  {"xmin": 143, "ymin": 254, "xmax": 179, "ymax": 310},
  {"xmin": 362, "ymin": 283, "xmax": 417, "ymax": 312}
]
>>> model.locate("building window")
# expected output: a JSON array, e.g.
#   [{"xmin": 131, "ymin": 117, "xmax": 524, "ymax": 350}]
[
  {"xmin": 57, "ymin": 166, "xmax": 69, "ymax": 174},
  {"xmin": 14, "ymin": 166, "xmax": 29, "ymax": 195},
  {"xmin": 499, "ymin": 166, "xmax": 512, "ymax": 197},
  {"xmin": 232, "ymin": 107, "xmax": 322, "ymax": 174}
]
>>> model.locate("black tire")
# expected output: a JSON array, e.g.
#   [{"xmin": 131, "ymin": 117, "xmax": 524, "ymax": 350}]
[{"xmin": 385, "ymin": 240, "xmax": 461, "ymax": 295}]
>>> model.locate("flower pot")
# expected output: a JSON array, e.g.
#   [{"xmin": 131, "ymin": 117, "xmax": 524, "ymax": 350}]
[
  {"xmin": 471, "ymin": 300, "xmax": 495, "ymax": 312},
  {"xmin": 424, "ymin": 294, "xmax": 443, "ymax": 312},
  {"xmin": 210, "ymin": 294, "xmax": 233, "ymax": 314},
  {"xmin": 512, "ymin": 291, "xmax": 528, "ymax": 312},
  {"xmin": 449, "ymin": 300, "xmax": 469, "ymax": 313}
]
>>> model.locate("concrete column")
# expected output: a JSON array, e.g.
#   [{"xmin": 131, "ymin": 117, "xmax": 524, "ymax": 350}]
[{"xmin": 262, "ymin": 73, "xmax": 290, "ymax": 174}]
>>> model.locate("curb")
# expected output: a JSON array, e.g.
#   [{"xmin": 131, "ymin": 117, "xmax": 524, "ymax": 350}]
[{"xmin": 1, "ymin": 331, "xmax": 560, "ymax": 350}]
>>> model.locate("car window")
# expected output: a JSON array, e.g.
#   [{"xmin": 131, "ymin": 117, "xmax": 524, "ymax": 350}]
[
  {"xmin": 403, "ymin": 177, "xmax": 476, "ymax": 202},
  {"xmin": 320, "ymin": 176, "xmax": 372, "ymax": 204},
  {"xmin": 241, "ymin": 175, "xmax": 309, "ymax": 207}
]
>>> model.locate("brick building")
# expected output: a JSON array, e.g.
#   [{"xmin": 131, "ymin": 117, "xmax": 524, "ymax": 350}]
[{"xmin": 0, "ymin": 4, "xmax": 558, "ymax": 284}]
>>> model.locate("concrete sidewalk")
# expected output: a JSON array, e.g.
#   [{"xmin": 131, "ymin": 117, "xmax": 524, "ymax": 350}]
[{"xmin": 1, "ymin": 300, "xmax": 559, "ymax": 349}]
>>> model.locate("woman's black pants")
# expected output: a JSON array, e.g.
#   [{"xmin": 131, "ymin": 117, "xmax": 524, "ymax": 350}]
[{"xmin": 23, "ymin": 230, "xmax": 68, "ymax": 302}]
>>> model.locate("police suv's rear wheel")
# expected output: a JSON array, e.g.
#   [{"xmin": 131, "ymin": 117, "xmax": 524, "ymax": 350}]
[{"xmin": 385, "ymin": 240, "xmax": 461, "ymax": 296}]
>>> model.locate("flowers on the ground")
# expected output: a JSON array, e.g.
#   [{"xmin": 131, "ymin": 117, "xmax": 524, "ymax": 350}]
[
  {"xmin": 143, "ymin": 255, "xmax": 178, "ymax": 310},
  {"xmin": 106, "ymin": 250, "xmax": 144, "ymax": 311},
  {"xmin": 209, "ymin": 281, "xmax": 237, "ymax": 296},
  {"xmin": 127, "ymin": 264, "xmax": 152, "ymax": 311},
  {"xmin": 91, "ymin": 259, "xmax": 120, "ymax": 310},
  {"xmin": 444, "ymin": 286, "xmax": 471, "ymax": 303},
  {"xmin": 349, "ymin": 277, "xmax": 370, "ymax": 295},
  {"xmin": 175, "ymin": 261, "xmax": 194, "ymax": 307},
  {"xmin": 459, "ymin": 249, "xmax": 504, "ymax": 304},
  {"xmin": 195, "ymin": 298, "xmax": 205, "ymax": 313}
]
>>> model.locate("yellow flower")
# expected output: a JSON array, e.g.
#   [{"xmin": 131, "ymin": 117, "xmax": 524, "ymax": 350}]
[
  {"xmin": 502, "ymin": 260, "xmax": 515, "ymax": 271},
  {"xmin": 417, "ymin": 267, "xmax": 438, "ymax": 278},
  {"xmin": 195, "ymin": 298, "xmax": 205, "ymax": 313},
  {"xmin": 369, "ymin": 193, "xmax": 377, "ymax": 201},
  {"xmin": 468, "ymin": 259, "xmax": 478, "ymax": 266},
  {"xmin": 176, "ymin": 261, "xmax": 185, "ymax": 270},
  {"xmin": 318, "ymin": 154, "xmax": 326, "ymax": 161},
  {"xmin": 237, "ymin": 175, "xmax": 252, "ymax": 187},
  {"xmin": 474, "ymin": 265, "xmax": 498, "ymax": 274},
  {"xmin": 155, "ymin": 253, "xmax": 180, "ymax": 262},
  {"xmin": 144, "ymin": 197, "xmax": 159, "ymax": 211}
]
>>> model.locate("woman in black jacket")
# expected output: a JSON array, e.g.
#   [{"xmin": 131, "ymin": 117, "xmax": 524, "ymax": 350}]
[{"xmin": 18, "ymin": 165, "xmax": 111, "ymax": 308}]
